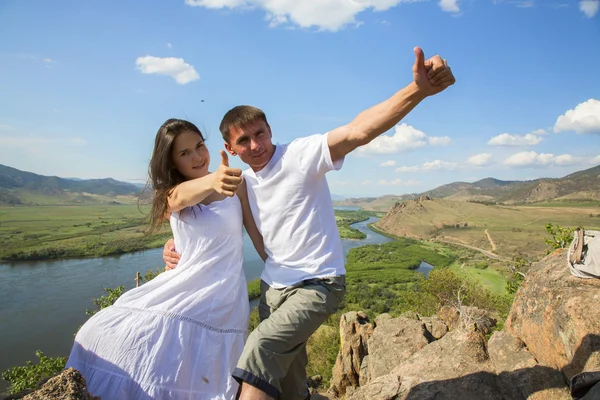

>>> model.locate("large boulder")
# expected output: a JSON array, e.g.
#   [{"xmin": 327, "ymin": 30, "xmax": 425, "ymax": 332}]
[
  {"xmin": 488, "ymin": 330, "xmax": 570, "ymax": 400},
  {"xmin": 506, "ymin": 249, "xmax": 600, "ymax": 380},
  {"xmin": 348, "ymin": 328, "xmax": 502, "ymax": 400},
  {"xmin": 329, "ymin": 249, "xmax": 599, "ymax": 400}
]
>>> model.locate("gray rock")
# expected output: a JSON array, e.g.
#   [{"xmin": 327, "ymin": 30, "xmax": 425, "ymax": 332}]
[
  {"xmin": 421, "ymin": 315, "xmax": 448, "ymax": 340},
  {"xmin": 367, "ymin": 317, "xmax": 430, "ymax": 381}
]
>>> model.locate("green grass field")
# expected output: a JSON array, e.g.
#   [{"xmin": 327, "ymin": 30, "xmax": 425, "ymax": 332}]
[
  {"xmin": 0, "ymin": 206, "xmax": 387, "ymax": 261},
  {"xmin": 0, "ymin": 204, "xmax": 170, "ymax": 261},
  {"xmin": 449, "ymin": 264, "xmax": 507, "ymax": 295}
]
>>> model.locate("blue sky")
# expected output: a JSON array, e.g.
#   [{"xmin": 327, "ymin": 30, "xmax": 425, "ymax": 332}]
[{"xmin": 0, "ymin": 0, "xmax": 599, "ymax": 198}]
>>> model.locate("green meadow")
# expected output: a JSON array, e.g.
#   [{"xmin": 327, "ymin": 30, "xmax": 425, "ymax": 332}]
[
  {"xmin": 0, "ymin": 204, "xmax": 171, "ymax": 261},
  {"xmin": 0, "ymin": 206, "xmax": 385, "ymax": 261}
]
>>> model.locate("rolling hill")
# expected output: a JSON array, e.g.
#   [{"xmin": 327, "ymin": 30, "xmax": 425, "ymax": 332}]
[
  {"xmin": 334, "ymin": 164, "xmax": 600, "ymax": 211},
  {"xmin": 374, "ymin": 196, "xmax": 600, "ymax": 259},
  {"xmin": 0, "ymin": 164, "xmax": 144, "ymax": 205}
]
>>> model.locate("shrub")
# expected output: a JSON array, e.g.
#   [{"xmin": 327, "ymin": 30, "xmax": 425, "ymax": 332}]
[
  {"xmin": 85, "ymin": 286, "xmax": 125, "ymax": 316},
  {"xmin": 544, "ymin": 223, "xmax": 575, "ymax": 253},
  {"xmin": 1, "ymin": 351, "xmax": 67, "ymax": 395},
  {"xmin": 142, "ymin": 267, "xmax": 163, "ymax": 283},
  {"xmin": 506, "ymin": 257, "xmax": 529, "ymax": 295},
  {"xmin": 472, "ymin": 261, "xmax": 489, "ymax": 269}
]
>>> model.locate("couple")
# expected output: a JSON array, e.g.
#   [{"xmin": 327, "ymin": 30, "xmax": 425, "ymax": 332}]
[{"xmin": 67, "ymin": 47, "xmax": 455, "ymax": 400}]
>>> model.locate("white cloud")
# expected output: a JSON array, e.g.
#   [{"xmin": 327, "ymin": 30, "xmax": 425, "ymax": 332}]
[
  {"xmin": 396, "ymin": 160, "xmax": 457, "ymax": 172},
  {"xmin": 166, "ymin": 42, "xmax": 173, "ymax": 49},
  {"xmin": 136, "ymin": 56, "xmax": 200, "ymax": 85},
  {"xmin": 554, "ymin": 99, "xmax": 600, "ymax": 134},
  {"xmin": 380, "ymin": 160, "xmax": 396, "ymax": 167},
  {"xmin": 185, "ymin": 0, "xmax": 423, "ymax": 31},
  {"xmin": 503, "ymin": 151, "xmax": 587, "ymax": 167},
  {"xmin": 362, "ymin": 180, "xmax": 372, "ymax": 185},
  {"xmin": 592, "ymin": 155, "xmax": 600, "ymax": 164},
  {"xmin": 43, "ymin": 58, "xmax": 55, "ymax": 64},
  {"xmin": 530, "ymin": 129, "xmax": 547, "ymax": 135},
  {"xmin": 580, "ymin": 0, "xmax": 599, "ymax": 17},
  {"xmin": 428, "ymin": 136, "xmax": 452, "ymax": 146},
  {"xmin": 378, "ymin": 179, "xmax": 420, "ymax": 186},
  {"xmin": 358, "ymin": 123, "xmax": 450, "ymax": 155},
  {"xmin": 487, "ymin": 133, "xmax": 543, "ymax": 146},
  {"xmin": 266, "ymin": 13, "xmax": 289, "ymax": 27},
  {"xmin": 554, "ymin": 154, "xmax": 584, "ymax": 166},
  {"xmin": 439, "ymin": 0, "xmax": 460, "ymax": 13},
  {"xmin": 467, "ymin": 153, "xmax": 493, "ymax": 166}
]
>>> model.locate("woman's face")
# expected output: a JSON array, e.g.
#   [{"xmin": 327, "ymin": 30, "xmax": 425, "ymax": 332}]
[{"xmin": 171, "ymin": 130, "xmax": 210, "ymax": 180}]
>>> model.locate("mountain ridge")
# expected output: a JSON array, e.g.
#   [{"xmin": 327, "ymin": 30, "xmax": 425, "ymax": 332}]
[
  {"xmin": 0, "ymin": 164, "xmax": 143, "ymax": 205},
  {"xmin": 334, "ymin": 164, "xmax": 600, "ymax": 211}
]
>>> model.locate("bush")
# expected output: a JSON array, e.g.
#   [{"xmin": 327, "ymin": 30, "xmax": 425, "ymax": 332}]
[
  {"xmin": 421, "ymin": 268, "xmax": 503, "ymax": 315},
  {"xmin": 86, "ymin": 286, "xmax": 125, "ymax": 316},
  {"xmin": 544, "ymin": 223, "xmax": 575, "ymax": 253},
  {"xmin": 1, "ymin": 351, "xmax": 67, "ymax": 395},
  {"xmin": 142, "ymin": 267, "xmax": 163, "ymax": 283},
  {"xmin": 506, "ymin": 257, "xmax": 529, "ymax": 295},
  {"xmin": 472, "ymin": 261, "xmax": 489, "ymax": 269}
]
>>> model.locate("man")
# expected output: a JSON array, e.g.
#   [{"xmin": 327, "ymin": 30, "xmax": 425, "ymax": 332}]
[{"xmin": 163, "ymin": 47, "xmax": 455, "ymax": 400}]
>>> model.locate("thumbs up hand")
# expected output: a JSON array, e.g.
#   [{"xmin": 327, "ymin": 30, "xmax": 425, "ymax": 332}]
[
  {"xmin": 212, "ymin": 150, "xmax": 243, "ymax": 197},
  {"xmin": 412, "ymin": 46, "xmax": 455, "ymax": 97}
]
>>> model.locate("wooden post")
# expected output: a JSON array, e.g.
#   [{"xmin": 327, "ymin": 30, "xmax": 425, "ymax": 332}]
[{"xmin": 135, "ymin": 271, "xmax": 141, "ymax": 287}]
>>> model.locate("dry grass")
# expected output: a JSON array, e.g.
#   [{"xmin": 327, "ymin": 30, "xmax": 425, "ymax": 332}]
[{"xmin": 375, "ymin": 199, "xmax": 600, "ymax": 260}]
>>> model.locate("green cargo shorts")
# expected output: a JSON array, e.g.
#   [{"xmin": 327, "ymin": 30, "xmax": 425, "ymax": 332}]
[{"xmin": 232, "ymin": 276, "xmax": 346, "ymax": 400}]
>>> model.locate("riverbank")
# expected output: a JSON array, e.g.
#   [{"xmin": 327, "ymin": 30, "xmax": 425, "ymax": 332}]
[
  {"xmin": 0, "ymin": 216, "xmax": 396, "ymax": 393},
  {"xmin": 335, "ymin": 210, "xmax": 384, "ymax": 240},
  {"xmin": 0, "ymin": 207, "xmax": 382, "ymax": 262}
]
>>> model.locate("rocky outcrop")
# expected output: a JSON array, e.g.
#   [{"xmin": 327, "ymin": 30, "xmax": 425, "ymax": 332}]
[
  {"xmin": 329, "ymin": 249, "xmax": 599, "ymax": 399},
  {"xmin": 366, "ymin": 316, "xmax": 431, "ymax": 381},
  {"xmin": 330, "ymin": 312, "xmax": 374, "ymax": 396},
  {"xmin": 506, "ymin": 249, "xmax": 600, "ymax": 380},
  {"xmin": 2, "ymin": 368, "xmax": 100, "ymax": 400}
]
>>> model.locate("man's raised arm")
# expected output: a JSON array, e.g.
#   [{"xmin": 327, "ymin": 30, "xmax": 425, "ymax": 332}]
[{"xmin": 328, "ymin": 47, "xmax": 455, "ymax": 162}]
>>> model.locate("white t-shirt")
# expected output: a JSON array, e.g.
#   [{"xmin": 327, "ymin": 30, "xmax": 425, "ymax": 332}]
[{"xmin": 243, "ymin": 133, "xmax": 346, "ymax": 289}]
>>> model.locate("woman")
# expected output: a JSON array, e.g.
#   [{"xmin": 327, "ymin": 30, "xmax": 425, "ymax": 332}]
[{"xmin": 66, "ymin": 118, "xmax": 266, "ymax": 399}]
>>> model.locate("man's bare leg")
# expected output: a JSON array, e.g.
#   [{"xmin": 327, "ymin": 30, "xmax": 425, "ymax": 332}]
[{"xmin": 238, "ymin": 383, "xmax": 275, "ymax": 400}]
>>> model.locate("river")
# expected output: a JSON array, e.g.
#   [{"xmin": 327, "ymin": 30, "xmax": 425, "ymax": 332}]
[{"xmin": 0, "ymin": 215, "xmax": 433, "ymax": 391}]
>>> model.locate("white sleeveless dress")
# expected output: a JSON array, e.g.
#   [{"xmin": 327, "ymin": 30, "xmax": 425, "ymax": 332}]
[{"xmin": 67, "ymin": 195, "xmax": 249, "ymax": 400}]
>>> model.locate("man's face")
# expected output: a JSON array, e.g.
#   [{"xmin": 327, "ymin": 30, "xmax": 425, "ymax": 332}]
[{"xmin": 225, "ymin": 119, "xmax": 275, "ymax": 172}]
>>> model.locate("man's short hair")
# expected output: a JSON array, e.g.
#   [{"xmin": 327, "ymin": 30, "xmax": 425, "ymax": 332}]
[{"xmin": 220, "ymin": 105, "xmax": 268, "ymax": 142}]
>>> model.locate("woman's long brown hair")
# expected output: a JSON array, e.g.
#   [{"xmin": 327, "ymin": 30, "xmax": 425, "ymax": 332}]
[{"xmin": 145, "ymin": 118, "xmax": 205, "ymax": 233}]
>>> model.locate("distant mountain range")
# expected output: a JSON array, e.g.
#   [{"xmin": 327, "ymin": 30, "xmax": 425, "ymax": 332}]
[
  {"xmin": 2, "ymin": 163, "xmax": 598, "ymax": 208},
  {"xmin": 0, "ymin": 164, "xmax": 143, "ymax": 205},
  {"xmin": 334, "ymin": 164, "xmax": 600, "ymax": 211}
]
